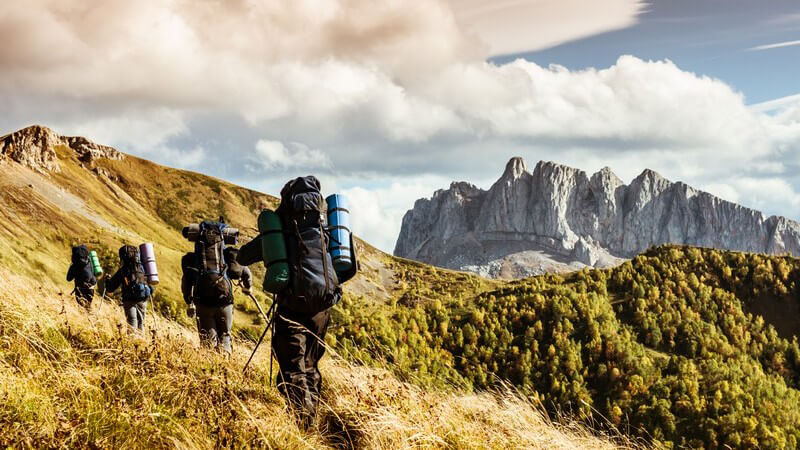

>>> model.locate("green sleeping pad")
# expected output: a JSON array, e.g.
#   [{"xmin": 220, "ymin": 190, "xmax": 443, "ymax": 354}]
[{"xmin": 258, "ymin": 210, "xmax": 289, "ymax": 293}]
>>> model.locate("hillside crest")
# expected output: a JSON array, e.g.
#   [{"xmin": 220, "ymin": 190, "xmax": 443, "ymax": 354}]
[{"xmin": 0, "ymin": 125, "xmax": 123, "ymax": 173}]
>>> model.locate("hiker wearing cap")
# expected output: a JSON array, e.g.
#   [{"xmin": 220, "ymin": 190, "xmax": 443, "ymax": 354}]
[
  {"xmin": 66, "ymin": 245, "xmax": 97, "ymax": 310},
  {"xmin": 106, "ymin": 245, "xmax": 154, "ymax": 331}
]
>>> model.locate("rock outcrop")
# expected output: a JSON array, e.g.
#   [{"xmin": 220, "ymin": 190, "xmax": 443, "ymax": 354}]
[
  {"xmin": 395, "ymin": 157, "xmax": 800, "ymax": 278},
  {"xmin": 0, "ymin": 125, "xmax": 123, "ymax": 172}
]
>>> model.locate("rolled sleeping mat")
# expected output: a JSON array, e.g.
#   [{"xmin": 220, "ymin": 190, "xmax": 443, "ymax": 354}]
[
  {"xmin": 182, "ymin": 224, "xmax": 200, "ymax": 241},
  {"xmin": 139, "ymin": 242, "xmax": 159, "ymax": 285},
  {"xmin": 326, "ymin": 194, "xmax": 353, "ymax": 273},
  {"xmin": 183, "ymin": 223, "xmax": 238, "ymax": 244},
  {"xmin": 258, "ymin": 210, "xmax": 289, "ymax": 293},
  {"xmin": 89, "ymin": 250, "xmax": 103, "ymax": 276}
]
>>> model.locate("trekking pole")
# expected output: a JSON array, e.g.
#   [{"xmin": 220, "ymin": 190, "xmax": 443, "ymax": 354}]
[
  {"xmin": 97, "ymin": 285, "xmax": 106, "ymax": 313},
  {"xmin": 148, "ymin": 294, "xmax": 159, "ymax": 336},
  {"xmin": 242, "ymin": 300, "xmax": 277, "ymax": 374},
  {"xmin": 243, "ymin": 320, "xmax": 270, "ymax": 374},
  {"xmin": 269, "ymin": 307, "xmax": 276, "ymax": 384},
  {"xmin": 266, "ymin": 295, "xmax": 278, "ymax": 384},
  {"xmin": 246, "ymin": 292, "xmax": 269, "ymax": 322}
]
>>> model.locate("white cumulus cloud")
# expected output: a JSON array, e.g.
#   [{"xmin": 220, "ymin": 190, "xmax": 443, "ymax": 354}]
[
  {"xmin": 248, "ymin": 140, "xmax": 333, "ymax": 172},
  {"xmin": 1, "ymin": 0, "xmax": 800, "ymax": 252}
]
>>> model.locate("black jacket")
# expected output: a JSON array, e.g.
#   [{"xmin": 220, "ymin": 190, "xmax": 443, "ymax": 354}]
[
  {"xmin": 180, "ymin": 252, "xmax": 242, "ymax": 306},
  {"xmin": 67, "ymin": 262, "xmax": 96, "ymax": 289},
  {"xmin": 236, "ymin": 230, "xmax": 359, "ymax": 302},
  {"xmin": 237, "ymin": 232, "xmax": 359, "ymax": 287},
  {"xmin": 106, "ymin": 267, "xmax": 153, "ymax": 303},
  {"xmin": 181, "ymin": 253, "xmax": 198, "ymax": 305},
  {"xmin": 227, "ymin": 263, "xmax": 252, "ymax": 290},
  {"xmin": 238, "ymin": 236, "xmax": 264, "ymax": 267},
  {"xmin": 224, "ymin": 247, "xmax": 252, "ymax": 290}
]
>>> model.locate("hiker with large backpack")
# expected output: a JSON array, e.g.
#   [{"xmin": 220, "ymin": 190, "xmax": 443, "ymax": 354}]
[
  {"xmin": 238, "ymin": 176, "xmax": 359, "ymax": 428},
  {"xmin": 66, "ymin": 245, "xmax": 97, "ymax": 310},
  {"xmin": 180, "ymin": 220, "xmax": 239, "ymax": 354},
  {"xmin": 106, "ymin": 245, "xmax": 155, "ymax": 331}
]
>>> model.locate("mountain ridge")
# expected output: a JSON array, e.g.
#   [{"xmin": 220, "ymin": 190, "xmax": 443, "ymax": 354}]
[
  {"xmin": 0, "ymin": 125, "xmax": 124, "ymax": 173},
  {"xmin": 395, "ymin": 157, "xmax": 800, "ymax": 278}
]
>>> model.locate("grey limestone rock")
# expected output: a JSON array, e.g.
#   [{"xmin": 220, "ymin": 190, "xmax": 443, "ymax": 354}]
[
  {"xmin": 1, "ymin": 125, "xmax": 124, "ymax": 173},
  {"xmin": 394, "ymin": 157, "xmax": 800, "ymax": 278}
]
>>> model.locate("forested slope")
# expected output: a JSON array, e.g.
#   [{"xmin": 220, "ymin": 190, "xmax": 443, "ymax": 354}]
[{"xmin": 334, "ymin": 246, "xmax": 800, "ymax": 448}]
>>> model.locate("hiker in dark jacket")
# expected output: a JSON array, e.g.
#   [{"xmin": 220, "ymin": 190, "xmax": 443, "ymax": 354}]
[
  {"xmin": 66, "ymin": 245, "xmax": 96, "ymax": 310},
  {"xmin": 106, "ymin": 245, "xmax": 154, "ymax": 331},
  {"xmin": 238, "ymin": 235, "xmax": 333, "ymax": 428},
  {"xmin": 238, "ymin": 176, "xmax": 358, "ymax": 428},
  {"xmin": 180, "ymin": 245, "xmax": 250, "ymax": 354}
]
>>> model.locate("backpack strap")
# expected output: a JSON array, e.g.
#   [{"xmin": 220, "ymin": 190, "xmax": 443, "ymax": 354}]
[
  {"xmin": 215, "ymin": 222, "xmax": 228, "ymax": 276},
  {"xmin": 319, "ymin": 222, "xmax": 331, "ymax": 294},
  {"xmin": 292, "ymin": 219, "xmax": 305, "ymax": 294}
]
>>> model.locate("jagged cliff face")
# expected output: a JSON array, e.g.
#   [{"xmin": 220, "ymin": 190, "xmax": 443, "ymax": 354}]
[
  {"xmin": 395, "ymin": 157, "xmax": 800, "ymax": 278},
  {"xmin": 0, "ymin": 125, "xmax": 123, "ymax": 173}
]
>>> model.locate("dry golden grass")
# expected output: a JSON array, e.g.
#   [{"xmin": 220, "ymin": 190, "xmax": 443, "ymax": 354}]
[{"xmin": 0, "ymin": 267, "xmax": 638, "ymax": 449}]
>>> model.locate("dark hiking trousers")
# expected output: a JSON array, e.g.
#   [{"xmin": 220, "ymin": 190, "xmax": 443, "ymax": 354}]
[
  {"xmin": 122, "ymin": 300, "xmax": 147, "ymax": 331},
  {"xmin": 196, "ymin": 304, "xmax": 233, "ymax": 354},
  {"xmin": 272, "ymin": 306, "xmax": 331, "ymax": 425},
  {"xmin": 75, "ymin": 286, "xmax": 94, "ymax": 310}
]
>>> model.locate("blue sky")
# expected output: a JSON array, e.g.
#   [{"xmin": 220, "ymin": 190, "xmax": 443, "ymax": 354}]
[
  {"xmin": 495, "ymin": 0, "xmax": 800, "ymax": 104},
  {"xmin": 1, "ymin": 0, "xmax": 799, "ymax": 252}
]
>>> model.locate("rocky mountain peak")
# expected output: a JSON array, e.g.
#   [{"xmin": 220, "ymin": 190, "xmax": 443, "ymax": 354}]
[
  {"xmin": 532, "ymin": 160, "xmax": 589, "ymax": 185},
  {"xmin": 501, "ymin": 156, "xmax": 529, "ymax": 180},
  {"xmin": 448, "ymin": 181, "xmax": 482, "ymax": 195},
  {"xmin": 395, "ymin": 159, "xmax": 800, "ymax": 279},
  {"xmin": 0, "ymin": 125, "xmax": 124, "ymax": 173},
  {"xmin": 592, "ymin": 166, "xmax": 623, "ymax": 185},
  {"xmin": 0, "ymin": 125, "xmax": 63, "ymax": 172},
  {"xmin": 64, "ymin": 135, "xmax": 124, "ymax": 163},
  {"xmin": 633, "ymin": 168, "xmax": 668, "ymax": 186}
]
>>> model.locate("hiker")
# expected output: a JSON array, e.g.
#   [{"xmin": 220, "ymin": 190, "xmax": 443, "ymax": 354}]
[
  {"xmin": 238, "ymin": 176, "xmax": 359, "ymax": 428},
  {"xmin": 181, "ymin": 221, "xmax": 239, "ymax": 354},
  {"xmin": 66, "ymin": 245, "xmax": 96, "ymax": 310},
  {"xmin": 106, "ymin": 245, "xmax": 154, "ymax": 331}
]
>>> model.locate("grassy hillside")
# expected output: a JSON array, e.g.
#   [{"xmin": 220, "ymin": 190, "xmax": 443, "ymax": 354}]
[
  {"xmin": 0, "ymin": 127, "xmax": 623, "ymax": 448},
  {"xmin": 0, "ymin": 267, "xmax": 625, "ymax": 449}
]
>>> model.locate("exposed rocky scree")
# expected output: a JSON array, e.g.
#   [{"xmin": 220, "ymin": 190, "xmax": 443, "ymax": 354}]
[
  {"xmin": 395, "ymin": 157, "xmax": 800, "ymax": 278},
  {"xmin": 0, "ymin": 125, "xmax": 124, "ymax": 173}
]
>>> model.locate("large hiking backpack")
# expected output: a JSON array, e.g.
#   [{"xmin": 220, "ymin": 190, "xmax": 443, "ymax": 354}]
[
  {"xmin": 193, "ymin": 221, "xmax": 233, "ymax": 304},
  {"xmin": 278, "ymin": 176, "xmax": 340, "ymax": 313},
  {"xmin": 71, "ymin": 245, "xmax": 96, "ymax": 288},
  {"xmin": 119, "ymin": 245, "xmax": 150, "ymax": 302}
]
